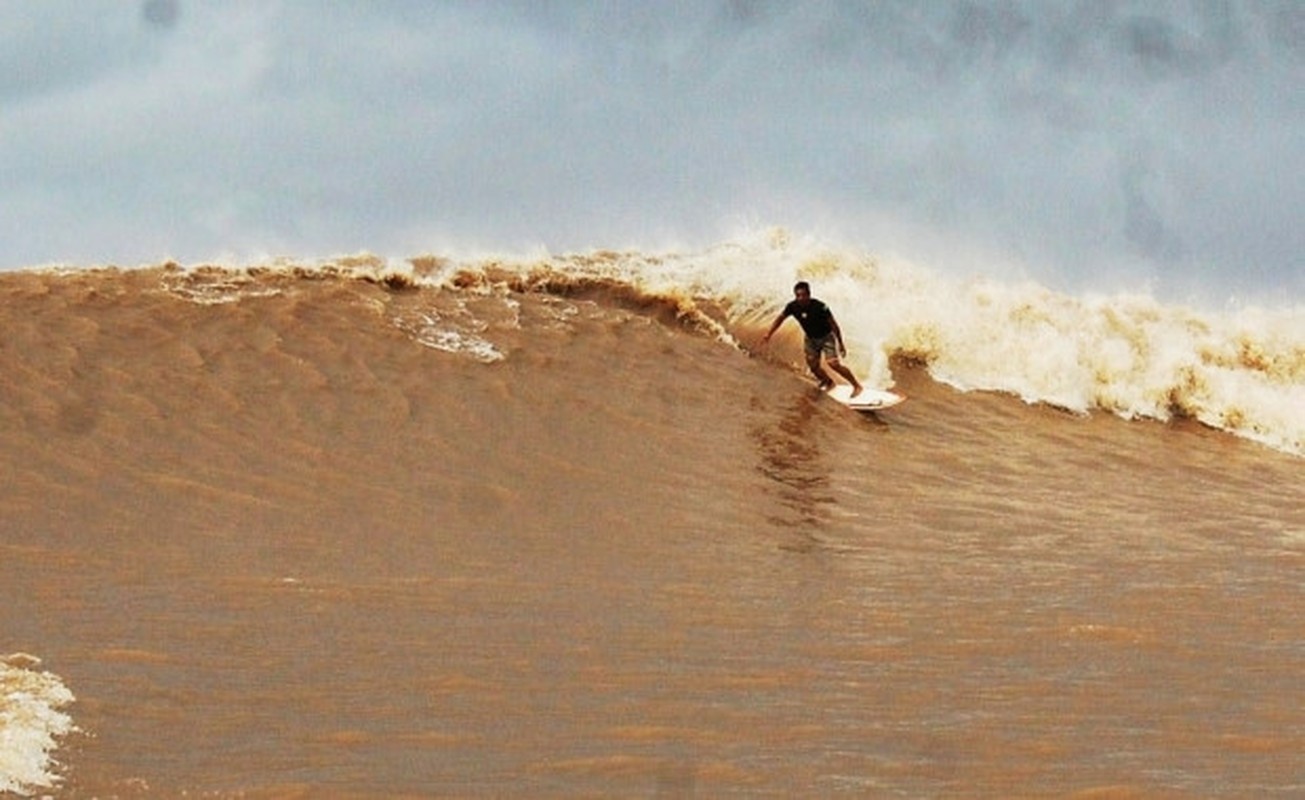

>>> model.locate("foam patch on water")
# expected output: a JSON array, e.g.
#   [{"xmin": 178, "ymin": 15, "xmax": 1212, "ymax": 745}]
[
  {"xmin": 0, "ymin": 654, "xmax": 77, "ymax": 796},
  {"xmin": 391, "ymin": 308, "xmax": 506, "ymax": 363}
]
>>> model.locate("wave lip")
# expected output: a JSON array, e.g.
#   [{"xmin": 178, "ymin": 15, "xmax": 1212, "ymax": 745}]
[{"xmin": 0, "ymin": 654, "xmax": 77, "ymax": 797}]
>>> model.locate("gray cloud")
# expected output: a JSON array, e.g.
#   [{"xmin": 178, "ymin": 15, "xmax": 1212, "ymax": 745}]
[
  {"xmin": 2, "ymin": 0, "xmax": 1301, "ymax": 302},
  {"xmin": 141, "ymin": 0, "xmax": 180, "ymax": 29}
]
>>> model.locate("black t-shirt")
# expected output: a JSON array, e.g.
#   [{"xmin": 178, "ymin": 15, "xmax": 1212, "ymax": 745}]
[{"xmin": 782, "ymin": 298, "xmax": 834, "ymax": 339}]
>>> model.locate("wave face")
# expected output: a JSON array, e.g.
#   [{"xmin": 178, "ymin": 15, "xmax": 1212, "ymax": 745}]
[{"xmin": 2, "ymin": 241, "xmax": 1302, "ymax": 796}]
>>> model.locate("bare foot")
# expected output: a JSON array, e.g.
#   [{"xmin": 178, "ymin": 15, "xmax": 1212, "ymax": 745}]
[{"xmin": 850, "ymin": 385, "xmax": 863, "ymax": 398}]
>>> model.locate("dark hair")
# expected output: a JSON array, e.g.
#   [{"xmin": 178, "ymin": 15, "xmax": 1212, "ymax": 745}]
[{"xmin": 794, "ymin": 281, "xmax": 811, "ymax": 293}]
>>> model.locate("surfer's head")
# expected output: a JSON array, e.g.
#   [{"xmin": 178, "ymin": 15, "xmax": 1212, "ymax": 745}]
[{"xmin": 793, "ymin": 281, "xmax": 811, "ymax": 305}]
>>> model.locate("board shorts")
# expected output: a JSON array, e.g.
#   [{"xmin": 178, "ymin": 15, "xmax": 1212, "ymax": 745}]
[{"xmin": 804, "ymin": 333, "xmax": 840, "ymax": 361}]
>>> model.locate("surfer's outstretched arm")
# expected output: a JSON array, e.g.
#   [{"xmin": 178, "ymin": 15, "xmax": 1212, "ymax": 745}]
[{"xmin": 760, "ymin": 311, "xmax": 788, "ymax": 345}]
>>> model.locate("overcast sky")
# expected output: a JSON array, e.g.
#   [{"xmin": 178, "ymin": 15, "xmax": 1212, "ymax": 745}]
[{"xmin": 2, "ymin": 1, "xmax": 1301, "ymax": 302}]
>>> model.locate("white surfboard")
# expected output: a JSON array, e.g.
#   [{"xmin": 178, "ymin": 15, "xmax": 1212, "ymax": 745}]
[{"xmin": 825, "ymin": 383, "xmax": 906, "ymax": 411}]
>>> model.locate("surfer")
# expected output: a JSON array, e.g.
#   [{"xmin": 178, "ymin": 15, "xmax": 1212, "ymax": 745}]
[{"xmin": 761, "ymin": 281, "xmax": 863, "ymax": 397}]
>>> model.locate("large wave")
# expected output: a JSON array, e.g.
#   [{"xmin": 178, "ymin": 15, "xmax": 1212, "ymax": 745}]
[{"xmin": 25, "ymin": 230, "xmax": 1305, "ymax": 456}]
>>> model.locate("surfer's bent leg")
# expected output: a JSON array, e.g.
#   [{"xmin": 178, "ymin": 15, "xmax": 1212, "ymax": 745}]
[
  {"xmin": 828, "ymin": 359, "xmax": 863, "ymax": 397},
  {"xmin": 821, "ymin": 336, "xmax": 863, "ymax": 397},
  {"xmin": 804, "ymin": 337, "xmax": 834, "ymax": 388}
]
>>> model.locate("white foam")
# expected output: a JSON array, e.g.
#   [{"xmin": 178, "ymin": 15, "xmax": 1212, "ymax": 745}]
[
  {"xmin": 392, "ymin": 309, "xmax": 506, "ymax": 363},
  {"xmin": 1, "ymin": 655, "xmax": 77, "ymax": 796},
  {"xmin": 690, "ymin": 231, "xmax": 1303, "ymax": 456}
]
